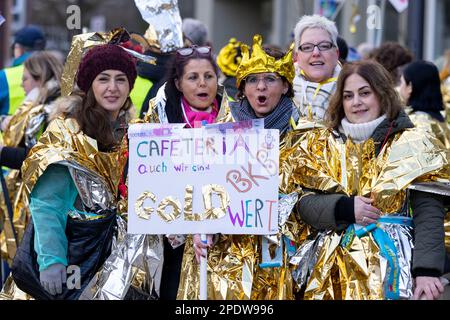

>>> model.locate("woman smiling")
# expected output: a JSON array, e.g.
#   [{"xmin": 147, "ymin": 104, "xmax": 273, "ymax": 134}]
[{"xmin": 281, "ymin": 60, "xmax": 450, "ymax": 300}]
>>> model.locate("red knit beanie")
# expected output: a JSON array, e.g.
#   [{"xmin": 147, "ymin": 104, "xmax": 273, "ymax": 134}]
[{"xmin": 76, "ymin": 44, "xmax": 137, "ymax": 93}]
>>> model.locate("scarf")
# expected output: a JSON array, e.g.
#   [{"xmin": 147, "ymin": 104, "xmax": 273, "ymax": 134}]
[
  {"xmin": 340, "ymin": 114, "xmax": 387, "ymax": 143},
  {"xmin": 230, "ymin": 95, "xmax": 296, "ymax": 134},
  {"xmin": 181, "ymin": 96, "xmax": 219, "ymax": 128},
  {"xmin": 293, "ymin": 64, "xmax": 341, "ymax": 121}
]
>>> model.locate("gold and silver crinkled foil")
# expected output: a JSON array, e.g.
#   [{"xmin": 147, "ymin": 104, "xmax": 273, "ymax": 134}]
[
  {"xmin": 176, "ymin": 193, "xmax": 301, "ymax": 300},
  {"xmin": 79, "ymin": 216, "xmax": 164, "ymax": 300},
  {"xmin": 281, "ymin": 126, "xmax": 450, "ymax": 299},
  {"xmin": 134, "ymin": 0, "xmax": 183, "ymax": 53}
]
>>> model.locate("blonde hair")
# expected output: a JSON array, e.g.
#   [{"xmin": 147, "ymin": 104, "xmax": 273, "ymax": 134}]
[{"xmin": 24, "ymin": 51, "xmax": 63, "ymax": 105}]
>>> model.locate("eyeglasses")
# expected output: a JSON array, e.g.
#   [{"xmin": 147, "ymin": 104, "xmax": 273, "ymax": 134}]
[
  {"xmin": 298, "ymin": 41, "xmax": 334, "ymax": 53},
  {"xmin": 244, "ymin": 74, "xmax": 281, "ymax": 87},
  {"xmin": 176, "ymin": 46, "xmax": 211, "ymax": 57}
]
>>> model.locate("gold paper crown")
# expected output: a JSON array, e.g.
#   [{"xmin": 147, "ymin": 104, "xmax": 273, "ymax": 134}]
[
  {"xmin": 216, "ymin": 38, "xmax": 242, "ymax": 77},
  {"xmin": 235, "ymin": 34, "xmax": 295, "ymax": 88}
]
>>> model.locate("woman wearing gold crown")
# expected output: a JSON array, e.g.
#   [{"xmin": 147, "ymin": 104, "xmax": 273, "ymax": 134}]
[
  {"xmin": 228, "ymin": 35, "xmax": 299, "ymax": 136},
  {"xmin": 281, "ymin": 60, "xmax": 450, "ymax": 300},
  {"xmin": 176, "ymin": 35, "xmax": 301, "ymax": 300}
]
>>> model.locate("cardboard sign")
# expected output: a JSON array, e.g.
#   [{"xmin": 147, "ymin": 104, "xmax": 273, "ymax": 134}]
[{"xmin": 127, "ymin": 123, "xmax": 279, "ymax": 235}]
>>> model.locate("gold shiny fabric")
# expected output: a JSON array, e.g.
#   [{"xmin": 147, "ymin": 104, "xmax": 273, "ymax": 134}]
[
  {"xmin": 0, "ymin": 276, "xmax": 33, "ymax": 300},
  {"xmin": 21, "ymin": 117, "xmax": 127, "ymax": 201},
  {"xmin": 0, "ymin": 102, "xmax": 46, "ymax": 261},
  {"xmin": 405, "ymin": 107, "xmax": 450, "ymax": 148},
  {"xmin": 176, "ymin": 100, "xmax": 302, "ymax": 300},
  {"xmin": 281, "ymin": 126, "xmax": 450, "ymax": 299},
  {"xmin": 217, "ymin": 38, "xmax": 243, "ymax": 77}
]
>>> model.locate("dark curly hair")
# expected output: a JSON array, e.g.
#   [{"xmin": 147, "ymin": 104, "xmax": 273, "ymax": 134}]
[{"xmin": 369, "ymin": 42, "xmax": 413, "ymax": 85}]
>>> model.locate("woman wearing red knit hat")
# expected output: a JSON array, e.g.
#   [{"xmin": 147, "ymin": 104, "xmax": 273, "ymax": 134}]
[{"xmin": 11, "ymin": 44, "xmax": 137, "ymax": 300}]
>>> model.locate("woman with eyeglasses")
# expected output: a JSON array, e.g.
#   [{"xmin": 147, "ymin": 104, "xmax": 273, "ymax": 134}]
[
  {"xmin": 281, "ymin": 60, "xmax": 450, "ymax": 300},
  {"xmin": 292, "ymin": 14, "xmax": 341, "ymax": 121},
  {"xmin": 228, "ymin": 35, "xmax": 299, "ymax": 136},
  {"xmin": 142, "ymin": 44, "xmax": 231, "ymax": 300},
  {"xmin": 176, "ymin": 35, "xmax": 301, "ymax": 300}
]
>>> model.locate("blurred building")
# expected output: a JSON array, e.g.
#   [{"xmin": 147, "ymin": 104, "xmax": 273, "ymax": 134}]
[
  {"xmin": 190, "ymin": 0, "xmax": 449, "ymax": 62},
  {"xmin": 1, "ymin": 0, "xmax": 449, "ymax": 67},
  {"xmin": 0, "ymin": 0, "xmax": 195, "ymax": 66}
]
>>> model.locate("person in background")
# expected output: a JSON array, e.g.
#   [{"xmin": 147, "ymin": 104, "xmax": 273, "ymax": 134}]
[
  {"xmin": 216, "ymin": 37, "xmax": 243, "ymax": 100},
  {"xmin": 0, "ymin": 25, "xmax": 46, "ymax": 116},
  {"xmin": 0, "ymin": 51, "xmax": 63, "ymax": 265},
  {"xmin": 337, "ymin": 36, "xmax": 348, "ymax": 64},
  {"xmin": 399, "ymin": 60, "xmax": 450, "ymax": 147},
  {"xmin": 182, "ymin": 18, "xmax": 210, "ymax": 47},
  {"xmin": 292, "ymin": 14, "xmax": 341, "ymax": 121},
  {"xmin": 369, "ymin": 41, "xmax": 413, "ymax": 88},
  {"xmin": 357, "ymin": 42, "xmax": 374, "ymax": 60},
  {"xmin": 127, "ymin": 30, "xmax": 177, "ymax": 119}
]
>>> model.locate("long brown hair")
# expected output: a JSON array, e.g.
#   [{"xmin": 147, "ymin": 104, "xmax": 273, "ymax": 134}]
[
  {"xmin": 71, "ymin": 88, "xmax": 132, "ymax": 151},
  {"xmin": 326, "ymin": 60, "xmax": 403, "ymax": 129}
]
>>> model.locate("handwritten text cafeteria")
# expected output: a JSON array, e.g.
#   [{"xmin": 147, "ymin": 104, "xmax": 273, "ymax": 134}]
[{"xmin": 135, "ymin": 135, "xmax": 260, "ymax": 160}]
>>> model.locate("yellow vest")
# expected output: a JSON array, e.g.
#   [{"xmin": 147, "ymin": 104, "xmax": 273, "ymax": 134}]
[
  {"xmin": 4, "ymin": 64, "xmax": 26, "ymax": 115},
  {"xmin": 130, "ymin": 75, "xmax": 153, "ymax": 118}
]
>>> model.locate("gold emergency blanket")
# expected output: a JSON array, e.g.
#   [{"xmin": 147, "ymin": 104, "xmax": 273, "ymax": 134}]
[
  {"xmin": 280, "ymin": 126, "xmax": 450, "ymax": 299},
  {"xmin": 0, "ymin": 101, "xmax": 46, "ymax": 261},
  {"xmin": 177, "ymin": 192, "xmax": 306, "ymax": 300},
  {"xmin": 2, "ymin": 101, "xmax": 42, "ymax": 147},
  {"xmin": 21, "ymin": 117, "xmax": 126, "ymax": 201},
  {"xmin": 442, "ymin": 80, "xmax": 450, "ymax": 125},
  {"xmin": 0, "ymin": 276, "xmax": 33, "ymax": 300},
  {"xmin": 79, "ymin": 216, "xmax": 164, "ymax": 300},
  {"xmin": 405, "ymin": 107, "xmax": 450, "ymax": 148},
  {"xmin": 3, "ymin": 115, "xmax": 125, "ymax": 259}
]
